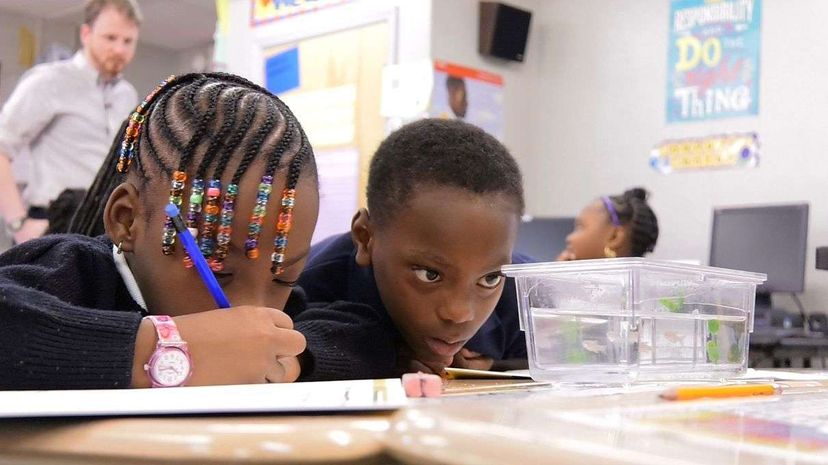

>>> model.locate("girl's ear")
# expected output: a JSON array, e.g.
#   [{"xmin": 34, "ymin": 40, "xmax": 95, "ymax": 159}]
[
  {"xmin": 103, "ymin": 182, "xmax": 142, "ymax": 253},
  {"xmin": 605, "ymin": 225, "xmax": 629, "ymax": 255},
  {"xmin": 351, "ymin": 208, "xmax": 374, "ymax": 267}
]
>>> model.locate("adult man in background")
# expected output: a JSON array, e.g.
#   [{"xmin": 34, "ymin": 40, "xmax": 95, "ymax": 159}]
[{"xmin": 0, "ymin": 0, "xmax": 141, "ymax": 245}]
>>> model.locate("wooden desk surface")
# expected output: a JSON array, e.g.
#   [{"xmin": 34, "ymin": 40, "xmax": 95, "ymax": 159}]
[
  {"xmin": 0, "ymin": 414, "xmax": 397, "ymax": 465},
  {"xmin": 3, "ymin": 376, "xmax": 828, "ymax": 465},
  {"xmin": 387, "ymin": 378, "xmax": 828, "ymax": 465}
]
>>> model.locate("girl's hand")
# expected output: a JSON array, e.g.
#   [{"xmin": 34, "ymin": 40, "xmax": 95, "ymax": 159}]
[{"xmin": 132, "ymin": 306, "xmax": 305, "ymax": 387}]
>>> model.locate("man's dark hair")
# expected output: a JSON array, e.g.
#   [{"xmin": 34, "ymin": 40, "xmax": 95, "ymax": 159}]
[{"xmin": 366, "ymin": 118, "xmax": 524, "ymax": 225}]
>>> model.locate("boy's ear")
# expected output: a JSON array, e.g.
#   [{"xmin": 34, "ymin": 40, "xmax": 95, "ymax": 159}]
[
  {"xmin": 351, "ymin": 208, "xmax": 374, "ymax": 267},
  {"xmin": 103, "ymin": 182, "xmax": 142, "ymax": 254}
]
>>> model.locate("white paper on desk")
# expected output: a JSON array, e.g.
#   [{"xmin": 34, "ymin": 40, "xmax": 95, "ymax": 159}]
[
  {"xmin": 444, "ymin": 368, "xmax": 533, "ymax": 380},
  {"xmin": 0, "ymin": 378, "xmax": 407, "ymax": 418},
  {"xmin": 738, "ymin": 368, "xmax": 828, "ymax": 381}
]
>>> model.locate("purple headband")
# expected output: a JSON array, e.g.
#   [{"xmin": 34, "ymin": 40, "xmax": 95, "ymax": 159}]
[{"xmin": 601, "ymin": 196, "xmax": 622, "ymax": 226}]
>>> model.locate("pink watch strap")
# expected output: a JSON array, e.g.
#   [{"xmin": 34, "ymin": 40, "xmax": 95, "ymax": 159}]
[
  {"xmin": 147, "ymin": 315, "xmax": 183, "ymax": 344},
  {"xmin": 144, "ymin": 315, "xmax": 192, "ymax": 388}
]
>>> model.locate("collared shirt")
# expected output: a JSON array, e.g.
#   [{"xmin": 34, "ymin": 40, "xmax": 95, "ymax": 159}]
[
  {"xmin": 0, "ymin": 51, "xmax": 137, "ymax": 207},
  {"xmin": 112, "ymin": 244, "xmax": 147, "ymax": 311}
]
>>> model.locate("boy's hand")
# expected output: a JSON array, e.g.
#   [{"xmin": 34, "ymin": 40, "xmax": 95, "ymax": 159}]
[
  {"xmin": 132, "ymin": 306, "xmax": 305, "ymax": 387},
  {"xmin": 556, "ymin": 249, "xmax": 576, "ymax": 261},
  {"xmin": 452, "ymin": 348, "xmax": 494, "ymax": 371},
  {"xmin": 396, "ymin": 343, "xmax": 453, "ymax": 376}
]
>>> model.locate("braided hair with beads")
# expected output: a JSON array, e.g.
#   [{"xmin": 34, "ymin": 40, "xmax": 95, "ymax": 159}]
[{"xmin": 68, "ymin": 72, "xmax": 317, "ymax": 277}]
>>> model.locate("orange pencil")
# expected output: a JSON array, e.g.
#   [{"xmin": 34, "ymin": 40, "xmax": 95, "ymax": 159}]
[{"xmin": 660, "ymin": 384, "xmax": 780, "ymax": 401}]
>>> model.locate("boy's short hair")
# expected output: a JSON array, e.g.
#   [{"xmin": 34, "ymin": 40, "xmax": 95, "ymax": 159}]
[
  {"xmin": 84, "ymin": 0, "xmax": 143, "ymax": 26},
  {"xmin": 366, "ymin": 118, "xmax": 524, "ymax": 225}
]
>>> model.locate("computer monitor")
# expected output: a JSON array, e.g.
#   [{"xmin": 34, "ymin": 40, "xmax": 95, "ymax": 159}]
[
  {"xmin": 515, "ymin": 216, "xmax": 575, "ymax": 261},
  {"xmin": 709, "ymin": 203, "xmax": 809, "ymax": 294}
]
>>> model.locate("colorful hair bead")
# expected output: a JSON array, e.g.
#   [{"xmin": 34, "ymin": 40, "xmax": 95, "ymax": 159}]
[
  {"xmin": 199, "ymin": 180, "xmax": 222, "ymax": 258},
  {"xmin": 271, "ymin": 188, "xmax": 296, "ymax": 275},
  {"xmin": 182, "ymin": 178, "xmax": 205, "ymax": 267},
  {"xmin": 117, "ymin": 76, "xmax": 175, "ymax": 173},
  {"xmin": 209, "ymin": 183, "xmax": 238, "ymax": 272},
  {"xmin": 161, "ymin": 170, "xmax": 187, "ymax": 255},
  {"xmin": 245, "ymin": 175, "xmax": 273, "ymax": 259}
]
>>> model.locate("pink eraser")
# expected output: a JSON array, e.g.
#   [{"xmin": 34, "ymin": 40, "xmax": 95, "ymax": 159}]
[
  {"xmin": 402, "ymin": 372, "xmax": 443, "ymax": 398},
  {"xmin": 402, "ymin": 373, "xmax": 422, "ymax": 397}
]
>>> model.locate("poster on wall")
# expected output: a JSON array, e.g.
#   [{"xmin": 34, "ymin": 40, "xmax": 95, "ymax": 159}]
[
  {"xmin": 429, "ymin": 60, "xmax": 504, "ymax": 141},
  {"xmin": 280, "ymin": 85, "xmax": 359, "ymax": 243},
  {"xmin": 650, "ymin": 132, "xmax": 759, "ymax": 174},
  {"xmin": 666, "ymin": 0, "xmax": 761, "ymax": 123},
  {"xmin": 265, "ymin": 47, "xmax": 300, "ymax": 94},
  {"xmin": 312, "ymin": 148, "xmax": 359, "ymax": 244},
  {"xmin": 251, "ymin": 0, "xmax": 351, "ymax": 26}
]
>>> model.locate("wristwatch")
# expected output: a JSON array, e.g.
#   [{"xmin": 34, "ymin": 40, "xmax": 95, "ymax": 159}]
[
  {"xmin": 6, "ymin": 217, "xmax": 25, "ymax": 234},
  {"xmin": 143, "ymin": 315, "xmax": 193, "ymax": 388}
]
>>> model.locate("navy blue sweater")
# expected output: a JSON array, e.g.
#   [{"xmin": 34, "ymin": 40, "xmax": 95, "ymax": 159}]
[
  {"xmin": 0, "ymin": 234, "xmax": 397, "ymax": 390},
  {"xmin": 298, "ymin": 233, "xmax": 532, "ymax": 360}
]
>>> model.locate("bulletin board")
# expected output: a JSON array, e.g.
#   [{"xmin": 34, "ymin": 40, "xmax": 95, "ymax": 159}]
[
  {"xmin": 251, "ymin": 0, "xmax": 352, "ymax": 27},
  {"xmin": 263, "ymin": 22, "xmax": 389, "ymax": 242}
]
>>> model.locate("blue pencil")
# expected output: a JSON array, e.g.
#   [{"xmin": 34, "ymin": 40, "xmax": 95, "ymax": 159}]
[{"xmin": 165, "ymin": 203, "xmax": 231, "ymax": 309}]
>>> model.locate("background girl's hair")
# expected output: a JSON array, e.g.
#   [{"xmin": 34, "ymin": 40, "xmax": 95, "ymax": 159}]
[
  {"xmin": 608, "ymin": 187, "xmax": 659, "ymax": 257},
  {"xmin": 68, "ymin": 73, "xmax": 317, "ymax": 266}
]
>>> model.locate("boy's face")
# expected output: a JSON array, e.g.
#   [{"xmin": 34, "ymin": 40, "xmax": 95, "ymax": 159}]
[
  {"xmin": 449, "ymin": 85, "xmax": 467, "ymax": 118},
  {"xmin": 355, "ymin": 186, "xmax": 519, "ymax": 373},
  {"xmin": 107, "ymin": 168, "xmax": 319, "ymax": 315},
  {"xmin": 563, "ymin": 201, "xmax": 616, "ymax": 260}
]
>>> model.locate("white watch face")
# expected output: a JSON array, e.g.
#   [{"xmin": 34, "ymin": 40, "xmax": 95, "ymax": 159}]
[{"xmin": 149, "ymin": 348, "xmax": 191, "ymax": 387}]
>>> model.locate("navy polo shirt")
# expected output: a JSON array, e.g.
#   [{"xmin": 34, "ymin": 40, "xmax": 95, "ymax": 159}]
[{"xmin": 298, "ymin": 232, "xmax": 533, "ymax": 360}]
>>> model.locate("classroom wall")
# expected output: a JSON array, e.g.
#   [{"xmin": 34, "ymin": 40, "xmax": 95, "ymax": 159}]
[
  {"xmin": 126, "ymin": 43, "xmax": 188, "ymax": 96},
  {"xmin": 430, "ymin": 0, "xmax": 828, "ymax": 314},
  {"xmin": 0, "ymin": 11, "xmax": 206, "ymax": 104},
  {"xmin": 429, "ymin": 0, "xmax": 543, "ymax": 191},
  {"xmin": 507, "ymin": 0, "xmax": 827, "ymax": 313},
  {"xmin": 0, "ymin": 11, "xmax": 42, "ymax": 103}
]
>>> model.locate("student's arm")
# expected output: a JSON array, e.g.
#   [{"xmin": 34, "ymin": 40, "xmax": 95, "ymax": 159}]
[
  {"xmin": 0, "ymin": 281, "xmax": 143, "ymax": 390},
  {"xmin": 0, "ymin": 237, "xmax": 143, "ymax": 389},
  {"xmin": 0, "ymin": 236, "xmax": 306, "ymax": 389},
  {"xmin": 286, "ymin": 291, "xmax": 398, "ymax": 381}
]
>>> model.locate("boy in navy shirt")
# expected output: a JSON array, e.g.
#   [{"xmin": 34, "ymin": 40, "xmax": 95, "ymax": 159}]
[{"xmin": 298, "ymin": 119, "xmax": 531, "ymax": 374}]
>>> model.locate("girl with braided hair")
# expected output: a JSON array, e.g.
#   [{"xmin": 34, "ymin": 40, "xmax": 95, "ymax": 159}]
[
  {"xmin": 0, "ymin": 73, "xmax": 396, "ymax": 390},
  {"xmin": 558, "ymin": 187, "xmax": 659, "ymax": 261}
]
